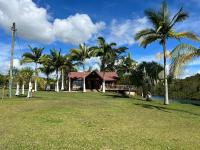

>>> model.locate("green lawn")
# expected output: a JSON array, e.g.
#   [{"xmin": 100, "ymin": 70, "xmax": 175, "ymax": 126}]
[{"xmin": 0, "ymin": 91, "xmax": 200, "ymax": 150}]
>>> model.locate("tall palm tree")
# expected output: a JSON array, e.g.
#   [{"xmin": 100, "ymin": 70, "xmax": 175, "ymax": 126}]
[
  {"xmin": 60, "ymin": 54, "xmax": 75, "ymax": 91},
  {"xmin": 39, "ymin": 55, "xmax": 55, "ymax": 90},
  {"xmin": 91, "ymin": 37, "xmax": 127, "ymax": 71},
  {"xmin": 70, "ymin": 43, "xmax": 91, "ymax": 92},
  {"xmin": 21, "ymin": 45, "xmax": 44, "ymax": 92},
  {"xmin": 121, "ymin": 53, "xmax": 137, "ymax": 72},
  {"xmin": 135, "ymin": 1, "xmax": 199, "ymax": 104},
  {"xmin": 91, "ymin": 37, "xmax": 127, "ymax": 92},
  {"xmin": 116, "ymin": 53, "xmax": 137, "ymax": 78},
  {"xmin": 170, "ymin": 44, "xmax": 200, "ymax": 78},
  {"xmin": 49, "ymin": 49, "xmax": 63, "ymax": 92}
]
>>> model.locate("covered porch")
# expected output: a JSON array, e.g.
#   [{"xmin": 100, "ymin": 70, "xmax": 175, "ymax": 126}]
[{"xmin": 68, "ymin": 71, "xmax": 118, "ymax": 92}]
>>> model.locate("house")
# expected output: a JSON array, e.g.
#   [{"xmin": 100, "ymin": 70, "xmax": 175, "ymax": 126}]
[{"xmin": 68, "ymin": 71, "xmax": 119, "ymax": 92}]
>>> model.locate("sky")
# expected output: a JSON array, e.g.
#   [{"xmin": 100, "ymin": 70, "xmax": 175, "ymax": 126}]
[{"xmin": 0, "ymin": 0, "xmax": 200, "ymax": 78}]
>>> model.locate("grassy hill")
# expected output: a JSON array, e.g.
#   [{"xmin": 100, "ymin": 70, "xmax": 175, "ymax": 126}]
[{"xmin": 0, "ymin": 92, "xmax": 200, "ymax": 149}]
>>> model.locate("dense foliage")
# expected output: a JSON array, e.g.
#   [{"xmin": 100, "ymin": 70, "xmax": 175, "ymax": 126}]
[{"xmin": 154, "ymin": 74, "xmax": 200, "ymax": 100}]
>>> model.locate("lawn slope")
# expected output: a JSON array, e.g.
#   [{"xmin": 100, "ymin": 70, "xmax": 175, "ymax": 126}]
[{"xmin": 0, "ymin": 92, "xmax": 199, "ymax": 150}]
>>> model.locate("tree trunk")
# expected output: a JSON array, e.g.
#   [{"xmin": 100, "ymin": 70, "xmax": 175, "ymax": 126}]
[
  {"xmin": 34, "ymin": 80, "xmax": 37, "ymax": 92},
  {"xmin": 15, "ymin": 82, "xmax": 20, "ymax": 96},
  {"xmin": 68, "ymin": 77, "xmax": 71, "ymax": 92},
  {"xmin": 83, "ymin": 77, "xmax": 86, "ymax": 92},
  {"xmin": 102, "ymin": 72, "xmax": 106, "ymax": 93},
  {"xmin": 102, "ymin": 79, "xmax": 105, "ymax": 93},
  {"xmin": 35, "ymin": 63, "xmax": 38, "ymax": 92},
  {"xmin": 56, "ymin": 70, "xmax": 59, "ymax": 92},
  {"xmin": 56, "ymin": 80, "xmax": 59, "ymax": 92},
  {"xmin": 22, "ymin": 82, "xmax": 25, "ymax": 95},
  {"xmin": 27, "ymin": 81, "xmax": 32, "ymax": 98},
  {"xmin": 163, "ymin": 39, "xmax": 169, "ymax": 105},
  {"xmin": 83, "ymin": 65, "xmax": 86, "ymax": 92},
  {"xmin": 61, "ymin": 68, "xmax": 64, "ymax": 90},
  {"xmin": 46, "ymin": 75, "xmax": 50, "ymax": 91}
]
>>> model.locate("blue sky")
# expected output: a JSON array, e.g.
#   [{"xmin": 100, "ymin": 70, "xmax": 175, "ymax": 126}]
[{"xmin": 0, "ymin": 0, "xmax": 199, "ymax": 78}]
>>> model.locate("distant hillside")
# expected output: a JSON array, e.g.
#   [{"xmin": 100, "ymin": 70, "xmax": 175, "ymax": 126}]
[{"xmin": 154, "ymin": 74, "xmax": 200, "ymax": 100}]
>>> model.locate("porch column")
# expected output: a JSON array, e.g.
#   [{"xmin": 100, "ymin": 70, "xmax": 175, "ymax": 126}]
[
  {"xmin": 61, "ymin": 68, "xmax": 64, "ymax": 90},
  {"xmin": 102, "ymin": 79, "xmax": 105, "ymax": 93},
  {"xmin": 83, "ymin": 77, "xmax": 86, "ymax": 92},
  {"xmin": 68, "ymin": 77, "xmax": 71, "ymax": 92}
]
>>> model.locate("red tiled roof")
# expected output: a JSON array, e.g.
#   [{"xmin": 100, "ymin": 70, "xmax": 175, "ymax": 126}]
[{"xmin": 68, "ymin": 71, "xmax": 118, "ymax": 81}]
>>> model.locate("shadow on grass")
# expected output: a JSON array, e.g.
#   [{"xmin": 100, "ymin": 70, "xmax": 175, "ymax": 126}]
[
  {"xmin": 134, "ymin": 103, "xmax": 200, "ymax": 117},
  {"xmin": 176, "ymin": 100, "xmax": 200, "ymax": 106},
  {"xmin": 103, "ymin": 93, "xmax": 130, "ymax": 99}
]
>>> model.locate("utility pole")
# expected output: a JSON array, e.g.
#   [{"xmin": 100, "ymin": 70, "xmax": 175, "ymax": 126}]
[{"xmin": 9, "ymin": 22, "xmax": 17, "ymax": 98}]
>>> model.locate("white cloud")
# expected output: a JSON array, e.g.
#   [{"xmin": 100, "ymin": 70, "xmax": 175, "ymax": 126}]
[
  {"xmin": 84, "ymin": 57, "xmax": 101, "ymax": 71},
  {"xmin": 53, "ymin": 14, "xmax": 105, "ymax": 45},
  {"xmin": 179, "ymin": 69, "xmax": 196, "ymax": 79},
  {"xmin": 107, "ymin": 17, "xmax": 149, "ymax": 45},
  {"xmin": 0, "ymin": 42, "xmax": 33, "ymax": 74},
  {"xmin": 0, "ymin": 0, "xmax": 105, "ymax": 44},
  {"xmin": 134, "ymin": 54, "xmax": 160, "ymax": 63},
  {"xmin": 0, "ymin": 58, "xmax": 22, "ymax": 75},
  {"xmin": 187, "ymin": 58, "xmax": 200, "ymax": 66}
]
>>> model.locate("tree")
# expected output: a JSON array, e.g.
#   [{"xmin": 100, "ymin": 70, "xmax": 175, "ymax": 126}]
[
  {"xmin": 39, "ymin": 55, "xmax": 55, "ymax": 90},
  {"xmin": 170, "ymin": 44, "xmax": 200, "ymax": 78},
  {"xmin": 135, "ymin": 1, "xmax": 199, "ymax": 104},
  {"xmin": 117, "ymin": 53, "xmax": 137, "ymax": 77},
  {"xmin": 49, "ymin": 49, "xmax": 63, "ymax": 92},
  {"xmin": 19, "ymin": 68, "xmax": 30, "ymax": 95},
  {"xmin": 0, "ymin": 74, "xmax": 8, "ymax": 88},
  {"xmin": 0, "ymin": 74, "xmax": 8, "ymax": 100},
  {"xmin": 91, "ymin": 37, "xmax": 127, "ymax": 92},
  {"xmin": 60, "ymin": 54, "xmax": 75, "ymax": 90},
  {"xmin": 130, "ymin": 61, "xmax": 163, "ymax": 93},
  {"xmin": 21, "ymin": 45, "xmax": 44, "ymax": 92},
  {"xmin": 70, "ymin": 43, "xmax": 91, "ymax": 92},
  {"xmin": 91, "ymin": 37, "xmax": 127, "ymax": 71},
  {"xmin": 18, "ymin": 68, "xmax": 34, "ymax": 97}
]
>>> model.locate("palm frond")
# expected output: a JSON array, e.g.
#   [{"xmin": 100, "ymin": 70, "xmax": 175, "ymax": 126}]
[
  {"xmin": 161, "ymin": 0, "xmax": 170, "ymax": 23},
  {"xmin": 140, "ymin": 34, "xmax": 161, "ymax": 48},
  {"xmin": 170, "ymin": 43, "xmax": 200, "ymax": 78},
  {"xmin": 170, "ymin": 7, "xmax": 188, "ymax": 28},
  {"xmin": 169, "ymin": 31, "xmax": 199, "ymax": 41},
  {"xmin": 135, "ymin": 29, "xmax": 156, "ymax": 40},
  {"xmin": 97, "ymin": 37, "xmax": 106, "ymax": 47},
  {"xmin": 144, "ymin": 9, "xmax": 161, "ymax": 29}
]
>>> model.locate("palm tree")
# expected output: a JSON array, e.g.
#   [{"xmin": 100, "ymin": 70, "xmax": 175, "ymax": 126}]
[
  {"xmin": 19, "ymin": 68, "xmax": 34, "ymax": 95},
  {"xmin": 91, "ymin": 37, "xmax": 127, "ymax": 92},
  {"xmin": 21, "ymin": 45, "xmax": 44, "ymax": 92},
  {"xmin": 70, "ymin": 43, "xmax": 91, "ymax": 92},
  {"xmin": 135, "ymin": 1, "xmax": 199, "ymax": 104},
  {"xmin": 91, "ymin": 37, "xmax": 127, "ymax": 71},
  {"xmin": 17, "ymin": 67, "xmax": 33, "ymax": 97},
  {"xmin": 39, "ymin": 55, "xmax": 55, "ymax": 90},
  {"xmin": 49, "ymin": 49, "xmax": 63, "ymax": 92},
  {"xmin": 60, "ymin": 54, "xmax": 75, "ymax": 91},
  {"xmin": 120, "ymin": 53, "xmax": 137, "ymax": 72},
  {"xmin": 170, "ymin": 44, "xmax": 200, "ymax": 78}
]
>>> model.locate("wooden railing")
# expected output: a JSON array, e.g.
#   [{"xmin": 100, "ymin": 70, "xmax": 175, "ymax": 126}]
[{"xmin": 105, "ymin": 84, "xmax": 136, "ymax": 91}]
